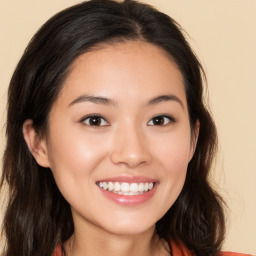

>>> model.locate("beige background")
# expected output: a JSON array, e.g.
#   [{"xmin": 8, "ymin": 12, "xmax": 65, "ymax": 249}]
[{"xmin": 0, "ymin": 0, "xmax": 255, "ymax": 254}]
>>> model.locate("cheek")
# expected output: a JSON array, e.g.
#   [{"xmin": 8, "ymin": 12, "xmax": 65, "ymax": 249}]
[
  {"xmin": 46, "ymin": 124, "xmax": 109, "ymax": 186},
  {"xmin": 153, "ymin": 127, "xmax": 192, "ymax": 168},
  {"xmin": 151, "ymin": 128, "xmax": 192, "ymax": 198},
  {"xmin": 46, "ymin": 130, "xmax": 110, "ymax": 211}
]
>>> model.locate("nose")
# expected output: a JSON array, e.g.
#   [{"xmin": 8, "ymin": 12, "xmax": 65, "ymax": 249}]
[{"xmin": 110, "ymin": 125, "xmax": 152, "ymax": 168}]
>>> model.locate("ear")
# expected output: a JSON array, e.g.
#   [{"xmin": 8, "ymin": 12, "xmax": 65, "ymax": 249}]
[
  {"xmin": 189, "ymin": 120, "xmax": 200, "ymax": 161},
  {"xmin": 23, "ymin": 119, "xmax": 50, "ymax": 168}
]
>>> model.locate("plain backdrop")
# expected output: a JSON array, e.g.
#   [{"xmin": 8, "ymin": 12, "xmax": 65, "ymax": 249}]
[{"xmin": 0, "ymin": 0, "xmax": 255, "ymax": 254}]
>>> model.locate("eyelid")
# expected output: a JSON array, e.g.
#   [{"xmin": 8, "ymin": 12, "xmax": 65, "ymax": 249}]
[{"xmin": 147, "ymin": 114, "xmax": 176, "ymax": 126}]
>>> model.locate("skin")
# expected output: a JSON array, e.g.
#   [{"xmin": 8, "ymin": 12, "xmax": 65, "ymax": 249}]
[{"xmin": 23, "ymin": 41, "xmax": 198, "ymax": 256}]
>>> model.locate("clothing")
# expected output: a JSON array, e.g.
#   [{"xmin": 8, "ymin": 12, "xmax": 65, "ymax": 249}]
[
  {"xmin": 53, "ymin": 242, "xmax": 253, "ymax": 256},
  {"xmin": 53, "ymin": 245, "xmax": 62, "ymax": 256},
  {"xmin": 171, "ymin": 241, "xmax": 253, "ymax": 256}
]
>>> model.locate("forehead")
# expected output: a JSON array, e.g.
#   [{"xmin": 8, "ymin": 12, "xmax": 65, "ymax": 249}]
[{"xmin": 54, "ymin": 41, "xmax": 186, "ymax": 108}]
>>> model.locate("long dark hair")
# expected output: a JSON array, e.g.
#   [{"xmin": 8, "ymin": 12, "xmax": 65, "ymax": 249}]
[{"xmin": 1, "ymin": 0, "xmax": 225, "ymax": 255}]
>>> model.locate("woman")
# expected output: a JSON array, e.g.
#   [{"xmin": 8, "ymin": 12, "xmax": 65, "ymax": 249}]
[{"xmin": 0, "ymin": 0, "xmax": 252, "ymax": 255}]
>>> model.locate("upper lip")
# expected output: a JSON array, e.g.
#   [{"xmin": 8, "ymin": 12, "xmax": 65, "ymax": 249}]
[{"xmin": 96, "ymin": 175, "xmax": 157, "ymax": 183}]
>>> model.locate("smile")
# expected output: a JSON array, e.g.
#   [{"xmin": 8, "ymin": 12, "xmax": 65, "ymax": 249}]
[{"xmin": 97, "ymin": 181, "xmax": 155, "ymax": 195}]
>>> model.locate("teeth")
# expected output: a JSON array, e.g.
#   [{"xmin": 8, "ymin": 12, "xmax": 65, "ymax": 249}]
[
  {"xmin": 130, "ymin": 183, "xmax": 138, "ymax": 193},
  {"xmin": 98, "ymin": 181, "xmax": 155, "ymax": 195},
  {"xmin": 103, "ymin": 182, "xmax": 108, "ymax": 190},
  {"xmin": 120, "ymin": 182, "xmax": 130, "ymax": 193},
  {"xmin": 138, "ymin": 183, "xmax": 144, "ymax": 192},
  {"xmin": 114, "ymin": 182, "xmax": 120, "ymax": 192},
  {"xmin": 108, "ymin": 182, "xmax": 114, "ymax": 191}
]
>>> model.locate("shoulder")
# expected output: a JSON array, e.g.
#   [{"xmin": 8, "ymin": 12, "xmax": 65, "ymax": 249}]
[
  {"xmin": 171, "ymin": 240, "xmax": 254, "ymax": 256},
  {"xmin": 220, "ymin": 252, "xmax": 254, "ymax": 256},
  {"xmin": 52, "ymin": 244, "xmax": 62, "ymax": 256}
]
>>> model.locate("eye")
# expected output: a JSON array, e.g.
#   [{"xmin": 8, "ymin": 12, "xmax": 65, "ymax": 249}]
[
  {"xmin": 147, "ymin": 115, "xmax": 175, "ymax": 126},
  {"xmin": 82, "ymin": 115, "xmax": 109, "ymax": 126}
]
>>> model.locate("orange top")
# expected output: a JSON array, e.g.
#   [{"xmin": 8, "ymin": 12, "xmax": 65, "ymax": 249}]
[
  {"xmin": 53, "ymin": 244, "xmax": 62, "ymax": 256},
  {"xmin": 53, "ymin": 242, "xmax": 253, "ymax": 256},
  {"xmin": 171, "ymin": 241, "xmax": 253, "ymax": 256}
]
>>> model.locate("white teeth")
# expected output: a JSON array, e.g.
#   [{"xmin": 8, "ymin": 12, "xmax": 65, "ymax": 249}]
[
  {"xmin": 108, "ymin": 182, "xmax": 114, "ymax": 191},
  {"xmin": 103, "ymin": 182, "xmax": 108, "ymax": 190},
  {"xmin": 114, "ymin": 182, "xmax": 120, "ymax": 192},
  {"xmin": 98, "ymin": 181, "xmax": 155, "ymax": 195},
  {"xmin": 120, "ymin": 182, "xmax": 129, "ymax": 193},
  {"xmin": 138, "ymin": 183, "xmax": 144, "ymax": 192},
  {"xmin": 130, "ymin": 183, "xmax": 138, "ymax": 193}
]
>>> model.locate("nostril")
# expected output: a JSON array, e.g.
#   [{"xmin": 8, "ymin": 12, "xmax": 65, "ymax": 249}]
[{"xmin": 110, "ymin": 150, "xmax": 151, "ymax": 168}]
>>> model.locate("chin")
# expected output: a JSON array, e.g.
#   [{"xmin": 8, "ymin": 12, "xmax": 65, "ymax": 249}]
[
  {"xmin": 96, "ymin": 214, "xmax": 158, "ymax": 236},
  {"xmin": 103, "ymin": 223, "xmax": 155, "ymax": 236}
]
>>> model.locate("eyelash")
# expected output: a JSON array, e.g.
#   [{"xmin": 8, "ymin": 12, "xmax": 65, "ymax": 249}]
[{"xmin": 81, "ymin": 114, "xmax": 175, "ymax": 127}]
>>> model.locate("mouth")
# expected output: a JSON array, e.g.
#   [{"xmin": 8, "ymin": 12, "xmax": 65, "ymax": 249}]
[{"xmin": 96, "ymin": 181, "xmax": 155, "ymax": 195}]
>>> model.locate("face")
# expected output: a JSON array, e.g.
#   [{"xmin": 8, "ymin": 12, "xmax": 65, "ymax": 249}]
[{"xmin": 32, "ymin": 41, "xmax": 197, "ymax": 236}]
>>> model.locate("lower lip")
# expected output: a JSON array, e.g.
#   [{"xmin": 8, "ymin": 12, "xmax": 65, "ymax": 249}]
[{"xmin": 98, "ymin": 184, "xmax": 157, "ymax": 206}]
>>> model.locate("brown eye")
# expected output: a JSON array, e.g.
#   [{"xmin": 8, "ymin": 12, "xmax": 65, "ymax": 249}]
[
  {"xmin": 148, "ymin": 115, "xmax": 174, "ymax": 126},
  {"xmin": 82, "ymin": 115, "xmax": 109, "ymax": 126},
  {"xmin": 152, "ymin": 116, "xmax": 165, "ymax": 125}
]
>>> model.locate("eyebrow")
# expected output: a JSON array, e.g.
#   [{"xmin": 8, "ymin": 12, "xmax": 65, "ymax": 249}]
[
  {"xmin": 148, "ymin": 95, "xmax": 184, "ymax": 109},
  {"xmin": 69, "ymin": 94, "xmax": 184, "ymax": 109},
  {"xmin": 69, "ymin": 94, "xmax": 117, "ymax": 107}
]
